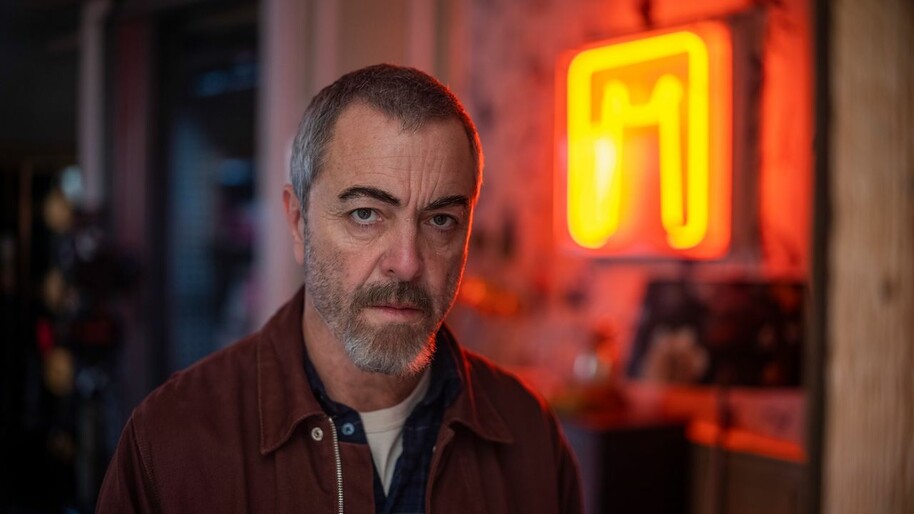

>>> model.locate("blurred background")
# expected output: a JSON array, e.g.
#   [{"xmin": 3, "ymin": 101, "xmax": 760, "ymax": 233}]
[{"xmin": 0, "ymin": 0, "xmax": 911, "ymax": 513}]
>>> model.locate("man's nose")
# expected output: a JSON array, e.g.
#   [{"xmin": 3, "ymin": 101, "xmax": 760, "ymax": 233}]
[{"xmin": 381, "ymin": 224, "xmax": 422, "ymax": 281}]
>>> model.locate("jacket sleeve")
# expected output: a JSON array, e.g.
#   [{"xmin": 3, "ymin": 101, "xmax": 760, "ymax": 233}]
[
  {"xmin": 551, "ymin": 410, "xmax": 584, "ymax": 514},
  {"xmin": 96, "ymin": 415, "xmax": 160, "ymax": 514},
  {"xmin": 558, "ymin": 435, "xmax": 584, "ymax": 514}
]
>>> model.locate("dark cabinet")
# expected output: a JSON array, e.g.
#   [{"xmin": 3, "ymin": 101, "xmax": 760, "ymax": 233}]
[{"xmin": 563, "ymin": 413, "xmax": 689, "ymax": 514}]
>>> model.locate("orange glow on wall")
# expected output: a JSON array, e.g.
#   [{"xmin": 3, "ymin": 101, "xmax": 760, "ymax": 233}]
[{"xmin": 557, "ymin": 22, "xmax": 733, "ymax": 259}]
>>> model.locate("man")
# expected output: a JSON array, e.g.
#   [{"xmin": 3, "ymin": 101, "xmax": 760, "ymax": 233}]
[{"xmin": 98, "ymin": 64, "xmax": 582, "ymax": 513}]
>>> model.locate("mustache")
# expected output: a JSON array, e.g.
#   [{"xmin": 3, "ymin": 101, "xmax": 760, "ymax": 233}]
[{"xmin": 352, "ymin": 281, "xmax": 434, "ymax": 315}]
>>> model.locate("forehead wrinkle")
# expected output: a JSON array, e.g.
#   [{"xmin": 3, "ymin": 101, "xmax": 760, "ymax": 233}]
[{"xmin": 325, "ymin": 105, "xmax": 474, "ymax": 212}]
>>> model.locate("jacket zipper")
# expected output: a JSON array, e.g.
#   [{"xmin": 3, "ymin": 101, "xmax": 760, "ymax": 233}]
[{"xmin": 327, "ymin": 416, "xmax": 344, "ymax": 514}]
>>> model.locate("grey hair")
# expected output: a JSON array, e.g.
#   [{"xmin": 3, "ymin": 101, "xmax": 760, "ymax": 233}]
[{"xmin": 289, "ymin": 64, "xmax": 483, "ymax": 211}]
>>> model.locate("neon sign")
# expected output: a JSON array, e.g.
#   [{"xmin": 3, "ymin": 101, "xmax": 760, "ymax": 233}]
[{"xmin": 557, "ymin": 22, "xmax": 733, "ymax": 259}]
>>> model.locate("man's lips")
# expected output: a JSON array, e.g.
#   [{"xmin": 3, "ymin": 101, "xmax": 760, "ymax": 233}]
[
  {"xmin": 364, "ymin": 304, "xmax": 425, "ymax": 320},
  {"xmin": 370, "ymin": 304, "xmax": 422, "ymax": 311}
]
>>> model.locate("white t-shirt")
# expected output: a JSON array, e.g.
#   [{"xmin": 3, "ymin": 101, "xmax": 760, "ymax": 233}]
[{"xmin": 358, "ymin": 370, "xmax": 431, "ymax": 494}]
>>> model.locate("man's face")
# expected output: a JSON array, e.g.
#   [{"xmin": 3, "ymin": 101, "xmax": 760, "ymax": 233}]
[{"xmin": 301, "ymin": 103, "xmax": 475, "ymax": 376}]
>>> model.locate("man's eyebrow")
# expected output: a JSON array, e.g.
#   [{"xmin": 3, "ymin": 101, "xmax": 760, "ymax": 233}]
[
  {"xmin": 425, "ymin": 195, "xmax": 469, "ymax": 211},
  {"xmin": 338, "ymin": 186, "xmax": 400, "ymax": 205}
]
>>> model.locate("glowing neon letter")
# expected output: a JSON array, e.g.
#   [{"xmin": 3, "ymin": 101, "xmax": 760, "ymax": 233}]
[{"xmin": 564, "ymin": 25, "xmax": 731, "ymax": 255}]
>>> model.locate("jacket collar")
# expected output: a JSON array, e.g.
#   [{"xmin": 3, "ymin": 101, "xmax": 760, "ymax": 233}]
[
  {"xmin": 257, "ymin": 287, "xmax": 513, "ymax": 455},
  {"xmin": 257, "ymin": 288, "xmax": 325, "ymax": 455},
  {"xmin": 437, "ymin": 327, "xmax": 513, "ymax": 444}
]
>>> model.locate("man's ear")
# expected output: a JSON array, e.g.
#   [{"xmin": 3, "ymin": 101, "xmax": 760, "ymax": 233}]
[{"xmin": 282, "ymin": 185, "xmax": 306, "ymax": 265}]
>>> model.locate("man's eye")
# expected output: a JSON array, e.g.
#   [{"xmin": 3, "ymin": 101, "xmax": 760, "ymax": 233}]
[
  {"xmin": 350, "ymin": 208, "xmax": 379, "ymax": 223},
  {"xmin": 430, "ymin": 214, "xmax": 456, "ymax": 229}
]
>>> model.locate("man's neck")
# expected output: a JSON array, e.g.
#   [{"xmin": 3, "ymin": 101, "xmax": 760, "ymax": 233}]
[{"xmin": 301, "ymin": 294, "xmax": 423, "ymax": 412}]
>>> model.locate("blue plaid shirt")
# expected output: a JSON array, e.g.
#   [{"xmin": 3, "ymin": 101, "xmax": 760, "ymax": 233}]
[{"xmin": 303, "ymin": 335, "xmax": 462, "ymax": 514}]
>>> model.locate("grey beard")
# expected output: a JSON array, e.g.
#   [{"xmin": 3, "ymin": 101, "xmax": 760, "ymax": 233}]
[
  {"xmin": 341, "ymin": 322, "xmax": 437, "ymax": 377},
  {"xmin": 338, "ymin": 280, "xmax": 440, "ymax": 376}
]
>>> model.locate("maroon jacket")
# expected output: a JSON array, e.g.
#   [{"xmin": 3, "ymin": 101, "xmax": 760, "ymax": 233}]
[{"xmin": 97, "ymin": 288, "xmax": 583, "ymax": 513}]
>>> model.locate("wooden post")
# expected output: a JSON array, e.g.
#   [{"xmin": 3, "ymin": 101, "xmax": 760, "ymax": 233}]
[{"xmin": 825, "ymin": 1, "xmax": 914, "ymax": 512}]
